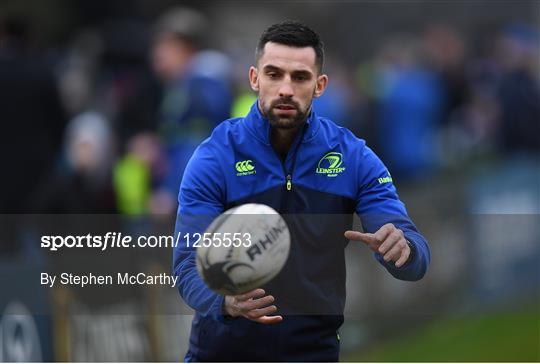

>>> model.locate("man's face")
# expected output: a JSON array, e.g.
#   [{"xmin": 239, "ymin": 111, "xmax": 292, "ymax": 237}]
[
  {"xmin": 249, "ymin": 42, "xmax": 328, "ymax": 130},
  {"xmin": 151, "ymin": 34, "xmax": 192, "ymax": 83}
]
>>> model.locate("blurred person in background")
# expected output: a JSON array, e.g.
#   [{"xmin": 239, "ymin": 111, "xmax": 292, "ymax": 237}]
[
  {"xmin": 423, "ymin": 23, "xmax": 468, "ymax": 127},
  {"xmin": 0, "ymin": 17, "xmax": 67, "ymax": 213},
  {"xmin": 496, "ymin": 23, "xmax": 540, "ymax": 153},
  {"xmin": 312, "ymin": 58, "xmax": 357, "ymax": 132},
  {"xmin": 149, "ymin": 7, "xmax": 233, "ymax": 215},
  {"xmin": 113, "ymin": 132, "xmax": 163, "ymax": 215},
  {"xmin": 57, "ymin": 23, "xmax": 163, "ymax": 216},
  {"xmin": 30, "ymin": 111, "xmax": 116, "ymax": 213},
  {"xmin": 437, "ymin": 23, "xmax": 540, "ymax": 165},
  {"xmin": 95, "ymin": 18, "xmax": 160, "ymax": 146},
  {"xmin": 0, "ymin": 16, "xmax": 67, "ymax": 253},
  {"xmin": 371, "ymin": 34, "xmax": 444, "ymax": 180},
  {"xmin": 440, "ymin": 61, "xmax": 501, "ymax": 164}
]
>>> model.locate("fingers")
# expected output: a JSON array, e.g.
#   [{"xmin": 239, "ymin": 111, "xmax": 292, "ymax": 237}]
[
  {"xmin": 231, "ymin": 288, "xmax": 282, "ymax": 324},
  {"xmin": 344, "ymin": 230, "xmax": 378, "ymax": 245},
  {"xmin": 345, "ymin": 223, "xmax": 394, "ymax": 246},
  {"xmin": 236, "ymin": 288, "xmax": 266, "ymax": 301},
  {"xmin": 238, "ymin": 295, "xmax": 275, "ymax": 312},
  {"xmin": 374, "ymin": 223, "xmax": 395, "ymax": 243},
  {"xmin": 345, "ymin": 224, "xmax": 394, "ymax": 253},
  {"xmin": 394, "ymin": 247, "xmax": 411, "ymax": 268},
  {"xmin": 252, "ymin": 315, "xmax": 283, "ymax": 324},
  {"xmin": 379, "ymin": 228, "xmax": 410, "ymax": 267},
  {"xmin": 378, "ymin": 228, "xmax": 404, "ymax": 254},
  {"xmin": 243, "ymin": 304, "xmax": 277, "ymax": 320},
  {"xmin": 346, "ymin": 224, "xmax": 411, "ymax": 267},
  {"xmin": 383, "ymin": 241, "xmax": 403, "ymax": 262}
]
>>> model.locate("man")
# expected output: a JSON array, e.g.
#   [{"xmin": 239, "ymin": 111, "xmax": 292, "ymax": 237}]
[
  {"xmin": 173, "ymin": 21, "xmax": 430, "ymax": 362},
  {"xmin": 150, "ymin": 7, "xmax": 232, "ymax": 214}
]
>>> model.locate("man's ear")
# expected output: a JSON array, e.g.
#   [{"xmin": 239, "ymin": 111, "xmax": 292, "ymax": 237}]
[
  {"xmin": 314, "ymin": 74, "xmax": 328, "ymax": 98},
  {"xmin": 249, "ymin": 66, "xmax": 259, "ymax": 92}
]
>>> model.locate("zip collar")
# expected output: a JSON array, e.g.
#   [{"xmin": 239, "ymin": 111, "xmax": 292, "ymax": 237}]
[{"xmin": 243, "ymin": 100, "xmax": 320, "ymax": 146}]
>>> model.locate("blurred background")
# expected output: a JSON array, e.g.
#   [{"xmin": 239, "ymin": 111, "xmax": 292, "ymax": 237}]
[{"xmin": 0, "ymin": 0, "xmax": 539, "ymax": 361}]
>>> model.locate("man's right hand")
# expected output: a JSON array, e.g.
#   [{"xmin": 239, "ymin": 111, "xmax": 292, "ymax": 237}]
[{"xmin": 223, "ymin": 288, "xmax": 283, "ymax": 324}]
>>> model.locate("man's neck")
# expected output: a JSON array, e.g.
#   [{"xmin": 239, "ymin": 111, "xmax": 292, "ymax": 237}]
[{"xmin": 270, "ymin": 126, "xmax": 303, "ymax": 161}]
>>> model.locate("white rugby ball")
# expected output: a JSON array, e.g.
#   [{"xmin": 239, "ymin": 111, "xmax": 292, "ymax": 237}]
[{"xmin": 196, "ymin": 203, "xmax": 290, "ymax": 295}]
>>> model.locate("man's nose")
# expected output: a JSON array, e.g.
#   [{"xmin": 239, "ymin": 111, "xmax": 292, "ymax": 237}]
[{"xmin": 278, "ymin": 78, "xmax": 294, "ymax": 98}]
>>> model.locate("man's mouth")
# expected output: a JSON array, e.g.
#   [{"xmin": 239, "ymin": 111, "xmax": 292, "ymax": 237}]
[{"xmin": 274, "ymin": 104, "xmax": 297, "ymax": 111}]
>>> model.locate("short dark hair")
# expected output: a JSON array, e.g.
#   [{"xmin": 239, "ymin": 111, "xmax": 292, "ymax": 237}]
[{"xmin": 256, "ymin": 20, "xmax": 324, "ymax": 73}]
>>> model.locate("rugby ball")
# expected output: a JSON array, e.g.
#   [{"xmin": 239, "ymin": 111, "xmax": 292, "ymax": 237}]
[{"xmin": 196, "ymin": 203, "xmax": 290, "ymax": 295}]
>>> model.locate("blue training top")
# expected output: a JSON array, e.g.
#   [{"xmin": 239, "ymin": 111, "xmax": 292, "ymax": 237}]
[{"xmin": 173, "ymin": 101, "xmax": 430, "ymax": 361}]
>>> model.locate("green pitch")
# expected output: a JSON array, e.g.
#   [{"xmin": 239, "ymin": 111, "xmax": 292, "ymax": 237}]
[{"xmin": 343, "ymin": 307, "xmax": 540, "ymax": 362}]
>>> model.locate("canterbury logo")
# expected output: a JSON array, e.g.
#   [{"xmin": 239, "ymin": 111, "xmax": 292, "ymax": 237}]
[
  {"xmin": 235, "ymin": 160, "xmax": 256, "ymax": 176},
  {"xmin": 316, "ymin": 152, "xmax": 345, "ymax": 177}
]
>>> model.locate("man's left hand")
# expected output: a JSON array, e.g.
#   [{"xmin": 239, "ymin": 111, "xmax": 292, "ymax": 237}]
[{"xmin": 344, "ymin": 223, "xmax": 411, "ymax": 268}]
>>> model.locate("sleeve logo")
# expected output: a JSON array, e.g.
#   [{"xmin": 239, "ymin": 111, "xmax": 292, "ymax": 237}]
[
  {"xmin": 235, "ymin": 160, "xmax": 256, "ymax": 176},
  {"xmin": 316, "ymin": 152, "xmax": 346, "ymax": 177}
]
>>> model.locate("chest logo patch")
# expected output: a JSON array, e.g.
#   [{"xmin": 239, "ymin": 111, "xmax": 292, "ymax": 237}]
[
  {"xmin": 235, "ymin": 160, "xmax": 256, "ymax": 176},
  {"xmin": 316, "ymin": 152, "xmax": 345, "ymax": 177}
]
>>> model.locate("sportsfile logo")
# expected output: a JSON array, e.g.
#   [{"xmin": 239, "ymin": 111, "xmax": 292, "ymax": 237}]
[
  {"xmin": 316, "ymin": 152, "xmax": 345, "ymax": 177},
  {"xmin": 235, "ymin": 159, "xmax": 256, "ymax": 176}
]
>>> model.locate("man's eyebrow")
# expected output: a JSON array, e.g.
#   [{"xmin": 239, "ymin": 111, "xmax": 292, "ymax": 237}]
[
  {"xmin": 262, "ymin": 65, "xmax": 314, "ymax": 76},
  {"xmin": 292, "ymin": 69, "xmax": 313, "ymax": 77},
  {"xmin": 262, "ymin": 65, "xmax": 283, "ymax": 72}
]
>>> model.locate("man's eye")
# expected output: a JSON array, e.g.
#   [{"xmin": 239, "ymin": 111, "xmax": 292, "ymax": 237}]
[
  {"xmin": 267, "ymin": 73, "xmax": 279, "ymax": 79},
  {"xmin": 294, "ymin": 75, "xmax": 308, "ymax": 81}
]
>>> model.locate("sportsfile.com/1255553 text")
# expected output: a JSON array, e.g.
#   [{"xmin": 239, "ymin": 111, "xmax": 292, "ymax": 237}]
[{"xmin": 40, "ymin": 232, "xmax": 253, "ymax": 252}]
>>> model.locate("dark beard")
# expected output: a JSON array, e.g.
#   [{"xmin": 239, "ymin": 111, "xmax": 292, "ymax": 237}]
[{"xmin": 263, "ymin": 98, "xmax": 309, "ymax": 130}]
